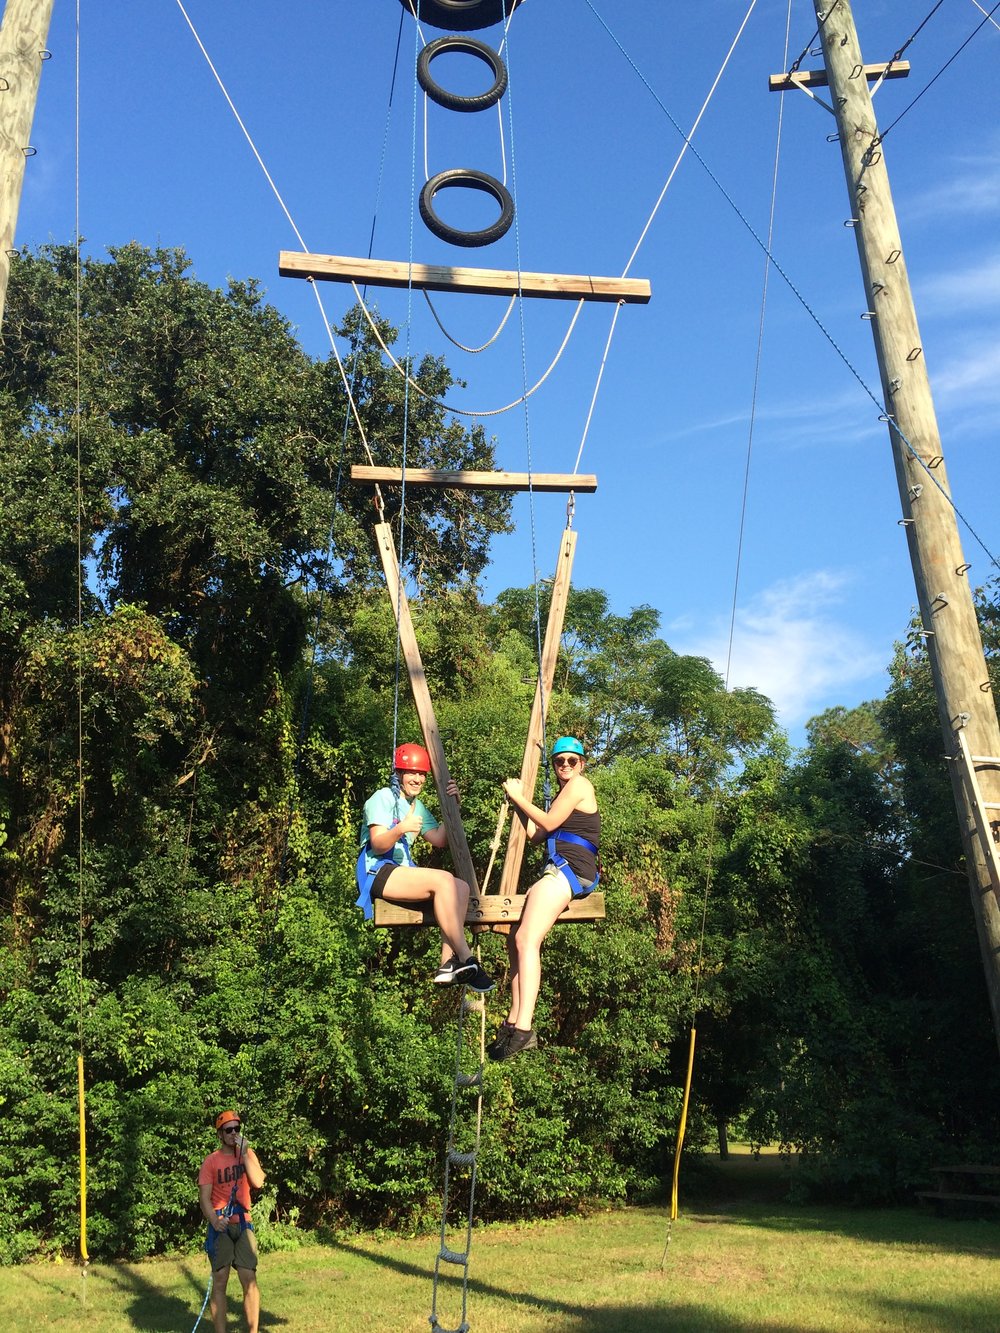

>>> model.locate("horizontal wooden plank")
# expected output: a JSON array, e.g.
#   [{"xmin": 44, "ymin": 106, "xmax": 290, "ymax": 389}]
[
  {"xmin": 351, "ymin": 466, "xmax": 597, "ymax": 494},
  {"xmin": 768, "ymin": 60, "xmax": 909, "ymax": 91},
  {"xmin": 373, "ymin": 891, "xmax": 605, "ymax": 928},
  {"xmin": 279, "ymin": 251, "xmax": 651, "ymax": 304}
]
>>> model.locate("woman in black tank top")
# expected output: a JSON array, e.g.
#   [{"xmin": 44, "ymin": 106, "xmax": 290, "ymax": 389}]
[{"xmin": 490, "ymin": 736, "xmax": 601, "ymax": 1062}]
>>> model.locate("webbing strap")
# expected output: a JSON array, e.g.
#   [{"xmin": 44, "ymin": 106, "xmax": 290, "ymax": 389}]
[{"xmin": 546, "ymin": 830, "xmax": 600, "ymax": 897}]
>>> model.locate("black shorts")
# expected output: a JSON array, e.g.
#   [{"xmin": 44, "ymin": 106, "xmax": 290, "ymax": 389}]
[{"xmin": 371, "ymin": 863, "xmax": 397, "ymax": 900}]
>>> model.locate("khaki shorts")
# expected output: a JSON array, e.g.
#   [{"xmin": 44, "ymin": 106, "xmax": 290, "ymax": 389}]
[{"xmin": 210, "ymin": 1224, "xmax": 258, "ymax": 1272}]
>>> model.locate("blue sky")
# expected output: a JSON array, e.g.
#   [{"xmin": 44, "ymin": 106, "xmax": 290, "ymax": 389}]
[{"xmin": 15, "ymin": 0, "xmax": 1000, "ymax": 742}]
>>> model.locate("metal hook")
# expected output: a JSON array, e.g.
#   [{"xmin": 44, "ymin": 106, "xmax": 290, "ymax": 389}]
[{"xmin": 906, "ymin": 347, "xmax": 922, "ymax": 361}]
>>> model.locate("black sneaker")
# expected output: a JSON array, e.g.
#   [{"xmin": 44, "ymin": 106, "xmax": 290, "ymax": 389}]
[
  {"xmin": 433, "ymin": 954, "xmax": 477, "ymax": 985},
  {"xmin": 493, "ymin": 1027, "xmax": 538, "ymax": 1061},
  {"xmin": 486, "ymin": 1022, "xmax": 514, "ymax": 1059},
  {"xmin": 463, "ymin": 961, "xmax": 495, "ymax": 995}
]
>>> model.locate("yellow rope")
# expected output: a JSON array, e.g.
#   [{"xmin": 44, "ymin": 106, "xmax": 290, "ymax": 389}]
[
  {"xmin": 77, "ymin": 1055, "xmax": 89, "ymax": 1262},
  {"xmin": 670, "ymin": 1026, "xmax": 697, "ymax": 1221}
]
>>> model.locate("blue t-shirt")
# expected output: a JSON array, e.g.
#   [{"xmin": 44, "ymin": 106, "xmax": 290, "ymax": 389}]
[{"xmin": 360, "ymin": 787, "xmax": 438, "ymax": 874}]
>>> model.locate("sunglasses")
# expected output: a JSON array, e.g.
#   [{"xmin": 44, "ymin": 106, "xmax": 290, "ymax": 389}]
[
  {"xmin": 222, "ymin": 1125, "xmax": 241, "ymax": 1134},
  {"xmin": 553, "ymin": 756, "xmax": 581, "ymax": 768}
]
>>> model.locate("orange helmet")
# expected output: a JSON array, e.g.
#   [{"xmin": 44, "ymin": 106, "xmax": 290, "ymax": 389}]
[
  {"xmin": 215, "ymin": 1109, "xmax": 241, "ymax": 1130},
  {"xmin": 393, "ymin": 742, "xmax": 431, "ymax": 773}
]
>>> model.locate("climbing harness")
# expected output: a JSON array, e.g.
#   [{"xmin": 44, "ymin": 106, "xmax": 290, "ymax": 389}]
[{"xmin": 545, "ymin": 830, "xmax": 600, "ymax": 899}]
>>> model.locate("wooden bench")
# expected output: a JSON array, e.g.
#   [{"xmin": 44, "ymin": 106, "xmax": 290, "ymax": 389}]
[
  {"xmin": 916, "ymin": 1165, "xmax": 1000, "ymax": 1212},
  {"xmin": 373, "ymin": 891, "xmax": 605, "ymax": 928}
]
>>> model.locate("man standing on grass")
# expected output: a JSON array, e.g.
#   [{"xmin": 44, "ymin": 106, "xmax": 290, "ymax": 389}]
[{"xmin": 198, "ymin": 1109, "xmax": 266, "ymax": 1333}]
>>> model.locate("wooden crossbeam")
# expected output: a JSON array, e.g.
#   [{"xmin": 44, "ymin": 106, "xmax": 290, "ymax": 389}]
[
  {"xmin": 768, "ymin": 61, "xmax": 909, "ymax": 92},
  {"xmin": 352, "ymin": 466, "xmax": 596, "ymax": 494},
  {"xmin": 373, "ymin": 891, "xmax": 605, "ymax": 928},
  {"xmin": 279, "ymin": 251, "xmax": 651, "ymax": 304}
]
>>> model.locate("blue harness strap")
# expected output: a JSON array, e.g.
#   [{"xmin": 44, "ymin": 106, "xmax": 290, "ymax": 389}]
[
  {"xmin": 546, "ymin": 829, "xmax": 600, "ymax": 899},
  {"xmin": 204, "ymin": 1201, "xmax": 253, "ymax": 1256},
  {"xmin": 355, "ymin": 824, "xmax": 416, "ymax": 920}
]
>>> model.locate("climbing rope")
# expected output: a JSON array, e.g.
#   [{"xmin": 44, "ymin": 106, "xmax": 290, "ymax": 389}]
[
  {"xmin": 72, "ymin": 0, "xmax": 89, "ymax": 1288},
  {"xmin": 585, "ymin": 0, "xmax": 1000, "ymax": 571},
  {"xmin": 662, "ymin": 0, "xmax": 792, "ymax": 1262}
]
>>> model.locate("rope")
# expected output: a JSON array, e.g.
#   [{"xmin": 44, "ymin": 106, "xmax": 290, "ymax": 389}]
[
  {"xmin": 868, "ymin": 0, "xmax": 946, "ymax": 96},
  {"xmin": 73, "ymin": 0, "xmax": 89, "ymax": 1279},
  {"xmin": 619, "ymin": 0, "xmax": 762, "ymax": 280},
  {"xmin": 970, "ymin": 0, "xmax": 1000, "ymax": 31},
  {"xmin": 872, "ymin": 0, "xmax": 1000, "ymax": 146},
  {"xmin": 585, "ymin": 0, "xmax": 1000, "ymax": 572},
  {"xmin": 571, "ymin": 299, "xmax": 623, "ymax": 476},
  {"xmin": 350, "ymin": 283, "xmax": 585, "ymax": 417},
  {"xmin": 423, "ymin": 288, "xmax": 518, "ymax": 353},
  {"xmin": 663, "ymin": 0, "xmax": 792, "ymax": 1249}
]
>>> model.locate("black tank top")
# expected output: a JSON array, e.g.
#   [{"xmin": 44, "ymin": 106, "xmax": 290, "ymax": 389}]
[{"xmin": 554, "ymin": 808, "xmax": 601, "ymax": 881}]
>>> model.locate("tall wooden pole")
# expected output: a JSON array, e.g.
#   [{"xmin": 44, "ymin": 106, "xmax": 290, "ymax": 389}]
[
  {"xmin": 808, "ymin": 0, "xmax": 1000, "ymax": 1049},
  {"xmin": 0, "ymin": 0, "xmax": 55, "ymax": 330},
  {"xmin": 374, "ymin": 522, "xmax": 479, "ymax": 894}
]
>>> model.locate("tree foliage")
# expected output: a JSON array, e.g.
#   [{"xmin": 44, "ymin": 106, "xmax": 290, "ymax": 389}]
[{"xmin": 2, "ymin": 244, "xmax": 999, "ymax": 1262}]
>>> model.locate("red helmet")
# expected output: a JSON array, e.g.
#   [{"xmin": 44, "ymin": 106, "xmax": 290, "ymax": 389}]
[{"xmin": 393, "ymin": 742, "xmax": 431, "ymax": 774}]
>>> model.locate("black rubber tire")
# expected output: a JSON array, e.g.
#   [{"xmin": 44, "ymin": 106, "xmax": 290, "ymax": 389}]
[
  {"xmin": 417, "ymin": 36, "xmax": 508, "ymax": 113},
  {"xmin": 419, "ymin": 168, "xmax": 515, "ymax": 248},
  {"xmin": 397, "ymin": 0, "xmax": 523, "ymax": 34}
]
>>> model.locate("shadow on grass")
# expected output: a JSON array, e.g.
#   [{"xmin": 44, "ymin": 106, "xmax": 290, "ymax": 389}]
[
  {"xmin": 100, "ymin": 1255, "xmax": 290, "ymax": 1331},
  {"xmin": 328, "ymin": 1236, "xmax": 1000, "ymax": 1333}
]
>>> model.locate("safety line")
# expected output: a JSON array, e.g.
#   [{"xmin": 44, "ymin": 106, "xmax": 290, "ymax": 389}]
[
  {"xmin": 620, "ymin": 0, "xmax": 761, "ymax": 280},
  {"xmin": 498, "ymin": 0, "xmax": 550, "ymax": 764},
  {"xmin": 664, "ymin": 0, "xmax": 793, "ymax": 1250},
  {"xmin": 584, "ymin": 0, "xmax": 1000, "ymax": 572},
  {"xmin": 73, "ymin": 0, "xmax": 89, "ymax": 1277},
  {"xmin": 970, "ymin": 0, "xmax": 1000, "ymax": 31},
  {"xmin": 873, "ymin": 0, "xmax": 1000, "ymax": 146},
  {"xmin": 868, "ymin": 0, "xmax": 946, "ymax": 96}
]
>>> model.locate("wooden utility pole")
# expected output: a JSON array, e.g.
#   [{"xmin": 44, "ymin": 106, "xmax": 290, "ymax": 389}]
[
  {"xmin": 774, "ymin": 0, "xmax": 1000, "ymax": 1050},
  {"xmin": 0, "ymin": 0, "xmax": 54, "ymax": 330}
]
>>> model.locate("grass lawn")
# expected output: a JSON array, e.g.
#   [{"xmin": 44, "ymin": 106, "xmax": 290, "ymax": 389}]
[{"xmin": 3, "ymin": 1155, "xmax": 999, "ymax": 1331}]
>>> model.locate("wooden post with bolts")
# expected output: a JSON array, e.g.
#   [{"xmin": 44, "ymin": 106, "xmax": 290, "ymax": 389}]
[
  {"xmin": 0, "ymin": 0, "xmax": 55, "ymax": 331},
  {"xmin": 773, "ymin": 0, "xmax": 1000, "ymax": 1050}
]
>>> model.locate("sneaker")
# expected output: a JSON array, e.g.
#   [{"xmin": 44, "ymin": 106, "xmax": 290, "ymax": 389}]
[
  {"xmin": 433, "ymin": 954, "xmax": 477, "ymax": 986},
  {"xmin": 492, "ymin": 1027, "xmax": 538, "ymax": 1061},
  {"xmin": 486, "ymin": 1022, "xmax": 514, "ymax": 1059},
  {"xmin": 462, "ymin": 961, "xmax": 495, "ymax": 995}
]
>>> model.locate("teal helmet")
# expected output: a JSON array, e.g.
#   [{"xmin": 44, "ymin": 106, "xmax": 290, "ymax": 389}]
[{"xmin": 551, "ymin": 735, "xmax": 585, "ymax": 759}]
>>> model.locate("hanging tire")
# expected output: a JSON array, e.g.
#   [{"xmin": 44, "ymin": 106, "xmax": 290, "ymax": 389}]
[
  {"xmin": 397, "ymin": 0, "xmax": 524, "ymax": 34},
  {"xmin": 419, "ymin": 168, "xmax": 515, "ymax": 248},
  {"xmin": 417, "ymin": 37, "xmax": 508, "ymax": 113}
]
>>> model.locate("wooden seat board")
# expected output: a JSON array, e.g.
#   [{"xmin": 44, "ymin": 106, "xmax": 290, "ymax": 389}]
[{"xmin": 373, "ymin": 891, "xmax": 606, "ymax": 928}]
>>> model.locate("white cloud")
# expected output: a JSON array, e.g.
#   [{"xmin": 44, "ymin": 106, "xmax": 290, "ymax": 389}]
[
  {"xmin": 669, "ymin": 570, "xmax": 886, "ymax": 730},
  {"xmin": 917, "ymin": 253, "xmax": 1000, "ymax": 316},
  {"xmin": 907, "ymin": 147, "xmax": 1000, "ymax": 223},
  {"xmin": 933, "ymin": 341, "xmax": 1000, "ymax": 402}
]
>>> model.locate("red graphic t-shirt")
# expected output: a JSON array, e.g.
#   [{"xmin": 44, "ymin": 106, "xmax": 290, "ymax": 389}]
[{"xmin": 198, "ymin": 1149, "xmax": 253, "ymax": 1217}]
